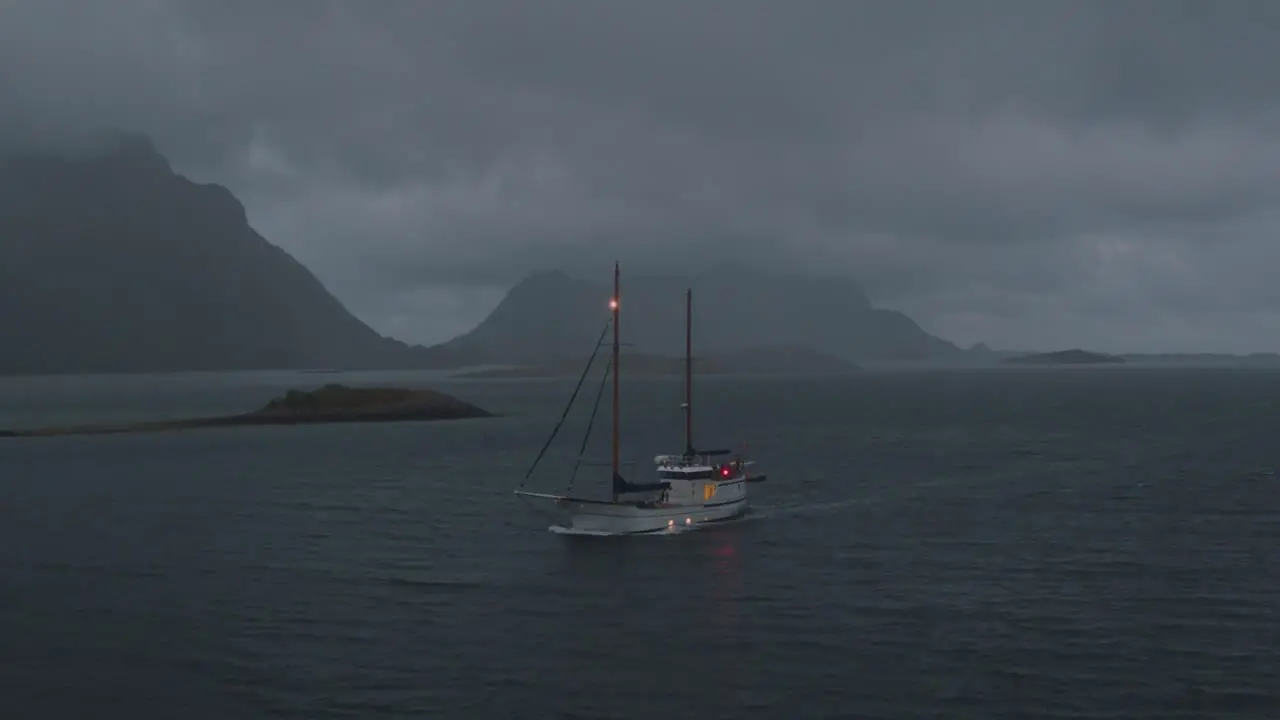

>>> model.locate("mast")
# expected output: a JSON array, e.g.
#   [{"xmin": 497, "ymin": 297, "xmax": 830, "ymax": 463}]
[
  {"xmin": 684, "ymin": 288, "xmax": 694, "ymax": 456},
  {"xmin": 611, "ymin": 262, "xmax": 621, "ymax": 501}
]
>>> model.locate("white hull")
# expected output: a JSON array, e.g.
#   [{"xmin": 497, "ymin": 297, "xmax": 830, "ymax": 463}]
[
  {"xmin": 560, "ymin": 495, "xmax": 748, "ymax": 535},
  {"xmin": 519, "ymin": 469, "xmax": 756, "ymax": 536}
]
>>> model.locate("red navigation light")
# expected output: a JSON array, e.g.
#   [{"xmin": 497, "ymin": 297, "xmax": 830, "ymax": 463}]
[{"xmin": 720, "ymin": 465, "xmax": 731, "ymax": 477}]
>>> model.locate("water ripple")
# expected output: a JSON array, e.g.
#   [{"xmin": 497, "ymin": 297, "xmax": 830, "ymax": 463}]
[{"xmin": 3, "ymin": 369, "xmax": 1280, "ymax": 718}]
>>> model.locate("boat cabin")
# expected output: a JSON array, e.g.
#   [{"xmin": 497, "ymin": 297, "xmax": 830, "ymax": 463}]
[{"xmin": 653, "ymin": 453, "xmax": 747, "ymax": 482}]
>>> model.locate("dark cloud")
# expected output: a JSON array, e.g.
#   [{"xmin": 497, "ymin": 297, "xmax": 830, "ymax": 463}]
[{"xmin": 3, "ymin": 0, "xmax": 1280, "ymax": 351}]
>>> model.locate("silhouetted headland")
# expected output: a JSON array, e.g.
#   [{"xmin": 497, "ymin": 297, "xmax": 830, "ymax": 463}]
[
  {"xmin": 1004, "ymin": 349, "xmax": 1125, "ymax": 366},
  {"xmin": 0, "ymin": 384, "xmax": 493, "ymax": 438},
  {"xmin": 0, "ymin": 135, "xmax": 444, "ymax": 375}
]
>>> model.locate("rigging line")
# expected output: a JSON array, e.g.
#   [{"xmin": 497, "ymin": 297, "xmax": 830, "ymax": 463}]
[
  {"xmin": 518, "ymin": 317, "xmax": 612, "ymax": 488},
  {"xmin": 566, "ymin": 353, "xmax": 613, "ymax": 494}
]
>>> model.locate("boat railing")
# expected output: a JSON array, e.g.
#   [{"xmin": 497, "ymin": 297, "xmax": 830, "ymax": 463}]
[{"xmin": 653, "ymin": 453, "xmax": 749, "ymax": 468}]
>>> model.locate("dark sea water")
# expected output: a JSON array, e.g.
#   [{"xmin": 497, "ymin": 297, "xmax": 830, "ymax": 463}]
[{"xmin": 1, "ymin": 367, "xmax": 1278, "ymax": 719}]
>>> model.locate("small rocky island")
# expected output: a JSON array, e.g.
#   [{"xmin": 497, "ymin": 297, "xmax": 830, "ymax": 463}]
[
  {"xmin": 1004, "ymin": 349, "xmax": 1126, "ymax": 366},
  {"xmin": 0, "ymin": 384, "xmax": 493, "ymax": 438}
]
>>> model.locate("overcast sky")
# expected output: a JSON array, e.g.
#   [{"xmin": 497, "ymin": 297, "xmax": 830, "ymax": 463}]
[{"xmin": 4, "ymin": 1, "xmax": 1280, "ymax": 352}]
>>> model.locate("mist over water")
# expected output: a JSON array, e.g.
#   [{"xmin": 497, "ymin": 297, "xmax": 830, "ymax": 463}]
[{"xmin": 2, "ymin": 368, "xmax": 1277, "ymax": 718}]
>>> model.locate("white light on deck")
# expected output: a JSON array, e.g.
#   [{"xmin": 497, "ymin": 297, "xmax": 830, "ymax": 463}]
[
  {"xmin": 685, "ymin": 517, "xmax": 691, "ymax": 525},
  {"xmin": 667, "ymin": 519, "xmax": 674, "ymax": 527}
]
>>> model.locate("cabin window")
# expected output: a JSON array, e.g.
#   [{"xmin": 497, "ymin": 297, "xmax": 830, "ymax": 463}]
[{"xmin": 658, "ymin": 470, "xmax": 714, "ymax": 480}]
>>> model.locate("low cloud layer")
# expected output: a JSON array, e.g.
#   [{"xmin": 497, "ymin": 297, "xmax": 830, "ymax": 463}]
[{"xmin": 4, "ymin": 0, "xmax": 1280, "ymax": 351}]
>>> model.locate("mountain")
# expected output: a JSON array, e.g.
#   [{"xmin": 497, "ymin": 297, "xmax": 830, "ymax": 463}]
[
  {"xmin": 1004, "ymin": 349, "xmax": 1125, "ymax": 365},
  {"xmin": 1119, "ymin": 352, "xmax": 1280, "ymax": 367},
  {"xmin": 0, "ymin": 135, "xmax": 434, "ymax": 374},
  {"xmin": 965, "ymin": 344, "xmax": 1280, "ymax": 367},
  {"xmin": 429, "ymin": 270, "xmax": 961, "ymax": 365},
  {"xmin": 0, "ymin": 134, "xmax": 957, "ymax": 375}
]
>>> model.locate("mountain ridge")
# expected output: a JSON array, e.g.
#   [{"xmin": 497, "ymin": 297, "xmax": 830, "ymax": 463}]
[
  {"xmin": 15, "ymin": 134, "xmax": 1258, "ymax": 375},
  {"xmin": 1, "ymin": 136, "xmax": 954, "ymax": 375},
  {"xmin": 0, "ymin": 135, "xmax": 439, "ymax": 374},
  {"xmin": 425, "ymin": 267, "xmax": 962, "ymax": 365}
]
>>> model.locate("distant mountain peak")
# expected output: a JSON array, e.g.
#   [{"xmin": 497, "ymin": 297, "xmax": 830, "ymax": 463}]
[
  {"xmin": 431, "ymin": 266, "xmax": 959, "ymax": 364},
  {"xmin": 100, "ymin": 132, "xmax": 162, "ymax": 157},
  {"xmin": 509, "ymin": 268, "xmax": 579, "ymax": 290},
  {"xmin": 94, "ymin": 133, "xmax": 172, "ymax": 172},
  {"xmin": 1, "ymin": 131, "xmax": 172, "ymax": 174}
]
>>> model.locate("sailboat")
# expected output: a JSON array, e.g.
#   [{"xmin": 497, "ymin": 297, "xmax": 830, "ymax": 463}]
[{"xmin": 513, "ymin": 262, "xmax": 767, "ymax": 535}]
